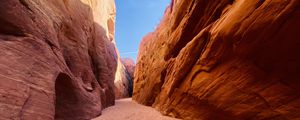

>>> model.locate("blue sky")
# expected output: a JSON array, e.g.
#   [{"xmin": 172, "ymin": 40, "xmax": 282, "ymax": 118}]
[{"xmin": 115, "ymin": 0, "xmax": 170, "ymax": 61}]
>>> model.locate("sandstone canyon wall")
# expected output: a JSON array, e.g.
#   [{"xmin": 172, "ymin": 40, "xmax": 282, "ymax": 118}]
[
  {"xmin": 0, "ymin": 0, "xmax": 121, "ymax": 119},
  {"xmin": 133, "ymin": 0, "xmax": 300, "ymax": 120}
]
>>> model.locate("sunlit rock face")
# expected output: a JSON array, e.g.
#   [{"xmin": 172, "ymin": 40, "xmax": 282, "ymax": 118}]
[
  {"xmin": 133, "ymin": 0, "xmax": 300, "ymax": 119},
  {"xmin": 0, "ymin": 0, "xmax": 119, "ymax": 119}
]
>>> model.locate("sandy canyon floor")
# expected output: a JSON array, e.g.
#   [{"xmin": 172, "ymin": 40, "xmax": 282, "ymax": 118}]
[{"xmin": 93, "ymin": 98, "xmax": 180, "ymax": 120}]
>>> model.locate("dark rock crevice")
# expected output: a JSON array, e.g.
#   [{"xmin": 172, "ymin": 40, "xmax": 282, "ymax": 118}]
[{"xmin": 54, "ymin": 73, "xmax": 77, "ymax": 119}]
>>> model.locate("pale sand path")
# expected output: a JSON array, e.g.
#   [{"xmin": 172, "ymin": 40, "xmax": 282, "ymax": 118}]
[{"xmin": 93, "ymin": 98, "xmax": 180, "ymax": 120}]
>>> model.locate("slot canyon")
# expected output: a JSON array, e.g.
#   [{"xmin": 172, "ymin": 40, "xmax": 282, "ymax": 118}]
[{"xmin": 0, "ymin": 0, "xmax": 299, "ymax": 120}]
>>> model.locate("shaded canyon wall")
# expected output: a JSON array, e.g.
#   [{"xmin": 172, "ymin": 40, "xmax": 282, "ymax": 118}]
[
  {"xmin": 133, "ymin": 0, "xmax": 300, "ymax": 120},
  {"xmin": 0, "ymin": 0, "xmax": 127, "ymax": 119}
]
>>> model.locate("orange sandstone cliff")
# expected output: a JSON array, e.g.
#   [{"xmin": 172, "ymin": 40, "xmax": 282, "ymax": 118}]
[
  {"xmin": 0, "ymin": 0, "xmax": 124, "ymax": 119},
  {"xmin": 133, "ymin": 0, "xmax": 300, "ymax": 119}
]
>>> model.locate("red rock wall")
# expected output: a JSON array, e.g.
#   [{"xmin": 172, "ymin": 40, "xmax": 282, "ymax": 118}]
[
  {"xmin": 0, "ymin": 0, "xmax": 118, "ymax": 119},
  {"xmin": 133, "ymin": 0, "xmax": 300, "ymax": 119}
]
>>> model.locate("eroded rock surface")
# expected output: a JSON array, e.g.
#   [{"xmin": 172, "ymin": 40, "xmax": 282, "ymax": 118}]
[
  {"xmin": 133, "ymin": 0, "xmax": 300, "ymax": 119},
  {"xmin": 0, "ymin": 0, "xmax": 119, "ymax": 119}
]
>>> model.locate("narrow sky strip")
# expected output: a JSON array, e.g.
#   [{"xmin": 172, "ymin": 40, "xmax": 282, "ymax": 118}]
[
  {"xmin": 115, "ymin": 0, "xmax": 170, "ymax": 61},
  {"xmin": 120, "ymin": 51, "xmax": 139, "ymax": 55}
]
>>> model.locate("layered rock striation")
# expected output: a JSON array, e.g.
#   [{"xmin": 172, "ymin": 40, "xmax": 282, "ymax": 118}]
[
  {"xmin": 133, "ymin": 0, "xmax": 300, "ymax": 119},
  {"xmin": 0, "ymin": 0, "xmax": 120, "ymax": 119}
]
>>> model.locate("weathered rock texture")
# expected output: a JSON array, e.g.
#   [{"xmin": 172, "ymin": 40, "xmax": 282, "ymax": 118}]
[
  {"xmin": 114, "ymin": 58, "xmax": 135, "ymax": 99},
  {"xmin": 0, "ymin": 0, "xmax": 119, "ymax": 119},
  {"xmin": 133, "ymin": 0, "xmax": 300, "ymax": 120}
]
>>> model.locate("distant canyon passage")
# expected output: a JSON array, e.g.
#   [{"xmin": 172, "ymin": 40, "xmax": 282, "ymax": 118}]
[{"xmin": 133, "ymin": 0, "xmax": 300, "ymax": 120}]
